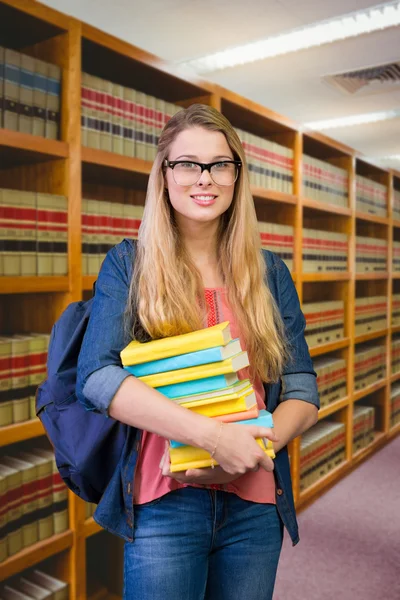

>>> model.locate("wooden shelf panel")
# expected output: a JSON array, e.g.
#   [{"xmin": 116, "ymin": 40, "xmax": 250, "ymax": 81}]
[
  {"xmin": 83, "ymin": 276, "xmax": 97, "ymax": 291},
  {"xmin": 355, "ymin": 212, "xmax": 389, "ymax": 226},
  {"xmin": 354, "ymin": 329, "xmax": 388, "ymax": 345},
  {"xmin": 301, "ymin": 197, "xmax": 351, "ymax": 217},
  {"xmin": 0, "ymin": 277, "xmax": 70, "ymax": 294},
  {"xmin": 355, "ymin": 273, "xmax": 389, "ymax": 281},
  {"xmin": 392, "ymin": 273, "xmax": 400, "ymax": 279},
  {"xmin": 302, "ymin": 273, "xmax": 350, "ymax": 282},
  {"xmin": 81, "ymin": 27, "xmax": 210, "ymax": 103},
  {"xmin": 0, "ymin": 530, "xmax": 73, "ymax": 582},
  {"xmin": 0, "ymin": 0, "xmax": 67, "ymax": 47},
  {"xmin": 252, "ymin": 187, "xmax": 297, "ymax": 205},
  {"xmin": 352, "ymin": 432, "xmax": 386, "ymax": 465},
  {"xmin": 319, "ymin": 397, "xmax": 349, "ymax": 420},
  {"xmin": 297, "ymin": 460, "xmax": 348, "ymax": 509},
  {"xmin": 392, "ymin": 219, "xmax": 400, "ymax": 229},
  {"xmin": 303, "ymin": 131, "xmax": 355, "ymax": 159},
  {"xmin": 0, "ymin": 419, "xmax": 44, "ymax": 448},
  {"xmin": 82, "ymin": 147, "xmax": 151, "ymax": 189},
  {"xmin": 0, "ymin": 129, "xmax": 68, "ymax": 168},
  {"xmin": 390, "ymin": 371, "xmax": 400, "ymax": 383},
  {"xmin": 353, "ymin": 379, "xmax": 387, "ymax": 403},
  {"xmin": 83, "ymin": 517, "xmax": 103, "ymax": 539},
  {"xmin": 309, "ymin": 338, "xmax": 350, "ymax": 358}
]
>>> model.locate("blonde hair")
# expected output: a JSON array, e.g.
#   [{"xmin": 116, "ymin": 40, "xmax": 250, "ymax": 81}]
[{"xmin": 127, "ymin": 103, "xmax": 289, "ymax": 382}]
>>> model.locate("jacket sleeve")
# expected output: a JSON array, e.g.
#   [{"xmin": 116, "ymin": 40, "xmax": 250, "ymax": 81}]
[
  {"xmin": 76, "ymin": 242, "xmax": 135, "ymax": 414},
  {"xmin": 274, "ymin": 256, "xmax": 320, "ymax": 408}
]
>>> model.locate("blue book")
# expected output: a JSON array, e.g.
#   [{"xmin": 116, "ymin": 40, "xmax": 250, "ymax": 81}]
[
  {"xmin": 169, "ymin": 409, "xmax": 274, "ymax": 448},
  {"xmin": 124, "ymin": 339, "xmax": 241, "ymax": 377},
  {"xmin": 156, "ymin": 373, "xmax": 239, "ymax": 399}
]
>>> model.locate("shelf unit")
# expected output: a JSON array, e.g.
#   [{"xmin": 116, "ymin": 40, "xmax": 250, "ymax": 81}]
[{"xmin": 0, "ymin": 0, "xmax": 399, "ymax": 597}]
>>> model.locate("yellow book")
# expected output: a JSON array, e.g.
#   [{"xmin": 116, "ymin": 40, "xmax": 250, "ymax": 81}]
[
  {"xmin": 169, "ymin": 438, "xmax": 275, "ymax": 472},
  {"xmin": 183, "ymin": 390, "xmax": 256, "ymax": 417},
  {"xmin": 120, "ymin": 321, "xmax": 232, "ymax": 366},
  {"xmin": 174, "ymin": 380, "xmax": 252, "ymax": 405},
  {"xmin": 138, "ymin": 351, "xmax": 249, "ymax": 388}
]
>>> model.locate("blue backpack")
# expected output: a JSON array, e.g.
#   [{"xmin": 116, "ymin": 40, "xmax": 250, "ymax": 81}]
[{"xmin": 36, "ymin": 289, "xmax": 130, "ymax": 504}]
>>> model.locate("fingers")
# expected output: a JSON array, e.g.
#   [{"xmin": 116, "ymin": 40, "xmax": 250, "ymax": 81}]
[
  {"xmin": 258, "ymin": 451, "xmax": 275, "ymax": 473},
  {"xmin": 257, "ymin": 427, "xmax": 278, "ymax": 441}
]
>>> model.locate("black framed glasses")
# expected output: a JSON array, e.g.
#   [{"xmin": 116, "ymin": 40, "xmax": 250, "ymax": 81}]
[{"xmin": 164, "ymin": 159, "xmax": 242, "ymax": 187}]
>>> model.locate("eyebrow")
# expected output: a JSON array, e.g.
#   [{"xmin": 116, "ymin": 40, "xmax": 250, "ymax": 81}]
[{"xmin": 173, "ymin": 154, "xmax": 234, "ymax": 161}]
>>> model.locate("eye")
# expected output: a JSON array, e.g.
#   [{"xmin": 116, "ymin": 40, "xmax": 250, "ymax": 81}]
[
  {"xmin": 177, "ymin": 162, "xmax": 198, "ymax": 169},
  {"xmin": 213, "ymin": 162, "xmax": 231, "ymax": 170}
]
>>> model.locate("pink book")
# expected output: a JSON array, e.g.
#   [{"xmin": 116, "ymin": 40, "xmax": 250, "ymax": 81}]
[{"xmin": 214, "ymin": 404, "xmax": 259, "ymax": 423}]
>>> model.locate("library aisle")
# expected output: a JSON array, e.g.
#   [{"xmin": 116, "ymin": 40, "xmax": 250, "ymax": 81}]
[{"xmin": 274, "ymin": 435, "xmax": 400, "ymax": 600}]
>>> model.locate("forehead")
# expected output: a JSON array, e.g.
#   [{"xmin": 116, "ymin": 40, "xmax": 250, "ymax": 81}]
[{"xmin": 169, "ymin": 126, "xmax": 233, "ymax": 160}]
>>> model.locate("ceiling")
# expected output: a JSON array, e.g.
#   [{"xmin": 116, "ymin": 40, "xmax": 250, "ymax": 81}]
[{"xmin": 40, "ymin": 0, "xmax": 400, "ymax": 171}]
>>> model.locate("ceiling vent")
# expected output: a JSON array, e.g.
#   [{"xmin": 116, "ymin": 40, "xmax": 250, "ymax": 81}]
[{"xmin": 324, "ymin": 62, "xmax": 400, "ymax": 95}]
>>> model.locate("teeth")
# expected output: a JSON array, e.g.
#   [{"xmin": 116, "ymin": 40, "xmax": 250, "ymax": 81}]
[{"xmin": 193, "ymin": 196, "xmax": 215, "ymax": 200}]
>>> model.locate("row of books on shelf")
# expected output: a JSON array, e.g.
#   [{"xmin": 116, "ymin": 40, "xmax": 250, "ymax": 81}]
[
  {"xmin": 258, "ymin": 223, "xmax": 294, "ymax": 272},
  {"xmin": 120, "ymin": 321, "xmax": 275, "ymax": 472},
  {"xmin": 0, "ymin": 190, "xmax": 68, "ymax": 277},
  {"xmin": 0, "ymin": 568, "xmax": 68, "ymax": 600},
  {"xmin": 302, "ymin": 229, "xmax": 348, "ymax": 273},
  {"xmin": 81, "ymin": 199, "xmax": 143, "ymax": 275},
  {"xmin": 303, "ymin": 155, "xmax": 348, "ymax": 207},
  {"xmin": 355, "ymin": 236, "xmax": 388, "ymax": 273},
  {"xmin": 354, "ymin": 344, "xmax": 386, "ymax": 391},
  {"xmin": 313, "ymin": 356, "xmax": 346, "ymax": 409},
  {"xmin": 392, "ymin": 338, "xmax": 400, "ymax": 373},
  {"xmin": 355, "ymin": 296, "xmax": 387, "ymax": 337},
  {"xmin": 394, "ymin": 190, "xmax": 400, "ymax": 221},
  {"xmin": 392, "ymin": 296, "xmax": 400, "ymax": 328},
  {"xmin": 0, "ymin": 446, "xmax": 69, "ymax": 564},
  {"xmin": 303, "ymin": 300, "xmax": 344, "ymax": 347},
  {"xmin": 300, "ymin": 404, "xmax": 377, "ymax": 491},
  {"xmin": 0, "ymin": 334, "xmax": 49, "ymax": 428},
  {"xmin": 390, "ymin": 383, "xmax": 400, "ymax": 428},
  {"xmin": 300, "ymin": 420, "xmax": 346, "ymax": 491},
  {"xmin": 0, "ymin": 47, "xmax": 61, "ymax": 140},
  {"xmin": 81, "ymin": 72, "xmax": 181, "ymax": 160},
  {"xmin": 235, "ymin": 129, "xmax": 293, "ymax": 195},
  {"xmin": 355, "ymin": 175, "xmax": 388, "ymax": 218}
]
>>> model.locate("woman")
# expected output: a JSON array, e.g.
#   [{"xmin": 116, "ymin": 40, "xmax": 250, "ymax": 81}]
[{"xmin": 77, "ymin": 104, "xmax": 319, "ymax": 600}]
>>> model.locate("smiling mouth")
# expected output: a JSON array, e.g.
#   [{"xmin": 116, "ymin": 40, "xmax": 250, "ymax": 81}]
[{"xmin": 191, "ymin": 195, "xmax": 217, "ymax": 202}]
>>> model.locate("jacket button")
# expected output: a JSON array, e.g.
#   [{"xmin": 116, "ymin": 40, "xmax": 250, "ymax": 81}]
[
  {"xmin": 277, "ymin": 488, "xmax": 283, "ymax": 496},
  {"xmin": 127, "ymin": 483, "xmax": 131, "ymax": 494}
]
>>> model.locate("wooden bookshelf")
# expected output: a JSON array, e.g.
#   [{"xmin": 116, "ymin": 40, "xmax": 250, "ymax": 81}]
[
  {"xmin": 0, "ymin": 418, "xmax": 44, "ymax": 447},
  {"xmin": 0, "ymin": 531, "xmax": 73, "ymax": 581},
  {"xmin": 83, "ymin": 518, "xmax": 103, "ymax": 539},
  {"xmin": 0, "ymin": 276, "xmax": 70, "ymax": 294},
  {"xmin": 0, "ymin": 0, "xmax": 399, "ymax": 596}
]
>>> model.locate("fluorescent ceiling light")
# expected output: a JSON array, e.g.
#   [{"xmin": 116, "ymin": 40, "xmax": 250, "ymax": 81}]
[
  {"xmin": 303, "ymin": 109, "xmax": 400, "ymax": 130},
  {"xmin": 183, "ymin": 1, "xmax": 400, "ymax": 73}
]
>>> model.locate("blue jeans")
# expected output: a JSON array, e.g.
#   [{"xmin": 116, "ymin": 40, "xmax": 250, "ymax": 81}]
[{"xmin": 124, "ymin": 487, "xmax": 284, "ymax": 600}]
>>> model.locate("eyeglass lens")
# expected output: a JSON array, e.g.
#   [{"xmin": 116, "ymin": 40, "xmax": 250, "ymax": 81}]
[{"xmin": 172, "ymin": 162, "xmax": 238, "ymax": 186}]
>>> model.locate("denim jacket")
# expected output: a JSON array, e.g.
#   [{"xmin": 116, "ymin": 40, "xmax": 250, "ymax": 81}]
[{"xmin": 77, "ymin": 239, "xmax": 319, "ymax": 546}]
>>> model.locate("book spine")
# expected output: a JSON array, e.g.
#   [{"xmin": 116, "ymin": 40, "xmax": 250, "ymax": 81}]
[
  {"xmin": 4, "ymin": 48, "xmax": 20, "ymax": 132},
  {"xmin": 19, "ymin": 54, "xmax": 35, "ymax": 135},
  {"xmin": 0, "ymin": 46, "xmax": 4, "ymax": 128},
  {"xmin": 32, "ymin": 59, "xmax": 47, "ymax": 137},
  {"xmin": 45, "ymin": 62, "xmax": 61, "ymax": 140},
  {"xmin": 156, "ymin": 374, "xmax": 233, "ymax": 399}
]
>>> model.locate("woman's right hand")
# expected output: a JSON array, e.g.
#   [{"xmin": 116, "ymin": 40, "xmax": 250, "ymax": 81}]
[{"xmin": 211, "ymin": 422, "xmax": 278, "ymax": 475}]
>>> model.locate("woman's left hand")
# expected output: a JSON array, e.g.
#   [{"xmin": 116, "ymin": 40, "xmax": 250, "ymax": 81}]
[{"xmin": 159, "ymin": 441, "xmax": 250, "ymax": 485}]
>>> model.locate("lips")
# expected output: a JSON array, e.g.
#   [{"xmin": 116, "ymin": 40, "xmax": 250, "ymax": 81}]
[{"xmin": 191, "ymin": 195, "xmax": 217, "ymax": 206}]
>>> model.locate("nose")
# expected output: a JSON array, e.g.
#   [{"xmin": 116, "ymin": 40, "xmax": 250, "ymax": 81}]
[{"xmin": 197, "ymin": 167, "xmax": 213, "ymax": 186}]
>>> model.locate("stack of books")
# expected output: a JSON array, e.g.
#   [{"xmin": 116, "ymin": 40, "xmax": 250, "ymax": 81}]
[{"xmin": 120, "ymin": 322, "xmax": 275, "ymax": 472}]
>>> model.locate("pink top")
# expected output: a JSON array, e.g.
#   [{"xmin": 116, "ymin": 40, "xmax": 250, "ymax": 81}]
[{"xmin": 133, "ymin": 288, "xmax": 276, "ymax": 505}]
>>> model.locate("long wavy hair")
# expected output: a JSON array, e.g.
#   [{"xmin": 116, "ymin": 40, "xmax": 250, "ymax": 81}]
[{"xmin": 127, "ymin": 103, "xmax": 289, "ymax": 382}]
